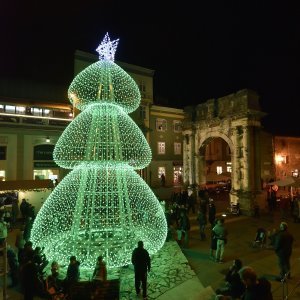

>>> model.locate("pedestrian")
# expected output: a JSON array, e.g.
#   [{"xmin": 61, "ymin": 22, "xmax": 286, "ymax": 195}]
[
  {"xmin": 0, "ymin": 214, "xmax": 8, "ymax": 247},
  {"xmin": 177, "ymin": 210, "xmax": 191, "ymax": 248},
  {"xmin": 196, "ymin": 209, "xmax": 207, "ymax": 240},
  {"xmin": 209, "ymin": 219, "xmax": 218, "ymax": 260},
  {"xmin": 239, "ymin": 266, "xmax": 273, "ymax": 300},
  {"xmin": 274, "ymin": 221, "xmax": 294, "ymax": 281},
  {"xmin": 20, "ymin": 198, "xmax": 30, "ymax": 222},
  {"xmin": 64, "ymin": 255, "xmax": 80, "ymax": 296},
  {"xmin": 160, "ymin": 173, "xmax": 166, "ymax": 187},
  {"xmin": 215, "ymin": 258, "xmax": 245, "ymax": 299},
  {"xmin": 92, "ymin": 255, "xmax": 107, "ymax": 282},
  {"xmin": 7, "ymin": 245, "xmax": 19, "ymax": 287},
  {"xmin": 212, "ymin": 218, "xmax": 228, "ymax": 263},
  {"xmin": 131, "ymin": 241, "xmax": 151, "ymax": 300},
  {"xmin": 208, "ymin": 198, "xmax": 216, "ymax": 227}
]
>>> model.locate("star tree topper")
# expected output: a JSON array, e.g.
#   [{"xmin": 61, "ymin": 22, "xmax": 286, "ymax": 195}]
[{"xmin": 96, "ymin": 33, "xmax": 119, "ymax": 61}]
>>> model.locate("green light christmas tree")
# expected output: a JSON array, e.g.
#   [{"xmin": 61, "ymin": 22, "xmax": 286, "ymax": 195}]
[{"xmin": 31, "ymin": 33, "xmax": 167, "ymax": 269}]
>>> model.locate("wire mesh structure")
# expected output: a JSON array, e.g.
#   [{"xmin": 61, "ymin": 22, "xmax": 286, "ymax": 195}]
[{"xmin": 30, "ymin": 33, "xmax": 167, "ymax": 269}]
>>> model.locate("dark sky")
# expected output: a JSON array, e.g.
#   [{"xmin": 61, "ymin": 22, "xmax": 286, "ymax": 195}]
[{"xmin": 1, "ymin": 1, "xmax": 300, "ymax": 135}]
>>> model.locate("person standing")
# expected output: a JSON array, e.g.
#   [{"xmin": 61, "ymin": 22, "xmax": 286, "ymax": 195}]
[
  {"xmin": 196, "ymin": 209, "xmax": 207, "ymax": 240},
  {"xmin": 177, "ymin": 210, "xmax": 191, "ymax": 248},
  {"xmin": 92, "ymin": 255, "xmax": 107, "ymax": 282},
  {"xmin": 213, "ymin": 218, "xmax": 228, "ymax": 263},
  {"xmin": 160, "ymin": 173, "xmax": 166, "ymax": 187},
  {"xmin": 0, "ymin": 214, "xmax": 8, "ymax": 247},
  {"xmin": 208, "ymin": 198, "xmax": 216, "ymax": 227},
  {"xmin": 274, "ymin": 222, "xmax": 294, "ymax": 280},
  {"xmin": 131, "ymin": 241, "xmax": 151, "ymax": 300},
  {"xmin": 64, "ymin": 255, "xmax": 80, "ymax": 296}
]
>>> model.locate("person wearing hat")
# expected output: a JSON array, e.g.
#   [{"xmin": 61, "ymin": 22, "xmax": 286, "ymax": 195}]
[{"xmin": 274, "ymin": 222, "xmax": 294, "ymax": 281}]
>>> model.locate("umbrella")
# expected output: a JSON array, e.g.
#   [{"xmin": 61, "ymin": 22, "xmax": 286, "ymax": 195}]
[{"xmin": 267, "ymin": 177, "xmax": 295, "ymax": 187}]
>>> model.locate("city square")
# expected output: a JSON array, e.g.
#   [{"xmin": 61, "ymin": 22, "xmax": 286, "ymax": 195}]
[{"xmin": 1, "ymin": 2, "xmax": 300, "ymax": 300}]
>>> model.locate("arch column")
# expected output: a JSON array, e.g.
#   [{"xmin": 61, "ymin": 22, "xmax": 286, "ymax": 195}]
[
  {"xmin": 242, "ymin": 125, "xmax": 251, "ymax": 190},
  {"xmin": 189, "ymin": 131, "xmax": 196, "ymax": 185}
]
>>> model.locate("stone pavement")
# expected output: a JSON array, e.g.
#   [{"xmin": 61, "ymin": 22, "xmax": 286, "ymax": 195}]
[{"xmin": 184, "ymin": 199, "xmax": 300, "ymax": 299}]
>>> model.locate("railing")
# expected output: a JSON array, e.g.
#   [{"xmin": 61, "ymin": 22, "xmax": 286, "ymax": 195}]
[{"xmin": 0, "ymin": 113, "xmax": 72, "ymax": 127}]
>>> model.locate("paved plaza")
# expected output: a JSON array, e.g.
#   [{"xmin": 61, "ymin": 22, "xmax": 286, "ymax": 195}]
[{"xmin": 1, "ymin": 197, "xmax": 300, "ymax": 299}]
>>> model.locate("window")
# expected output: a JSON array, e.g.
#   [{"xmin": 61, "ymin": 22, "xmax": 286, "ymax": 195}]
[
  {"xmin": 31, "ymin": 107, "xmax": 43, "ymax": 116},
  {"xmin": 156, "ymin": 118, "xmax": 167, "ymax": 131},
  {"xmin": 226, "ymin": 162, "xmax": 232, "ymax": 173},
  {"xmin": 140, "ymin": 106, "xmax": 146, "ymax": 120},
  {"xmin": 16, "ymin": 106, "xmax": 26, "ymax": 114},
  {"xmin": 0, "ymin": 170, "xmax": 5, "ymax": 181},
  {"xmin": 138, "ymin": 81, "xmax": 146, "ymax": 97},
  {"xmin": 158, "ymin": 142, "xmax": 165, "ymax": 154},
  {"xmin": 5, "ymin": 105, "xmax": 16, "ymax": 113},
  {"xmin": 216, "ymin": 166, "xmax": 222, "ymax": 174},
  {"xmin": 158, "ymin": 167, "xmax": 165, "ymax": 178},
  {"xmin": 174, "ymin": 142, "xmax": 181, "ymax": 155},
  {"xmin": 0, "ymin": 146, "xmax": 6, "ymax": 160},
  {"xmin": 173, "ymin": 120, "xmax": 182, "ymax": 132}
]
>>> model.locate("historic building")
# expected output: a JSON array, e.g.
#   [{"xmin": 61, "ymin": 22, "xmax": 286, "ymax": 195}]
[
  {"xmin": 0, "ymin": 51, "xmax": 183, "ymax": 192},
  {"xmin": 182, "ymin": 89, "xmax": 275, "ymax": 214}
]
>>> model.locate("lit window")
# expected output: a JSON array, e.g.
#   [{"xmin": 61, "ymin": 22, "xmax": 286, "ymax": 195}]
[
  {"xmin": 275, "ymin": 154, "xmax": 287, "ymax": 164},
  {"xmin": 158, "ymin": 142, "xmax": 165, "ymax": 154},
  {"xmin": 216, "ymin": 166, "xmax": 222, "ymax": 174},
  {"xmin": 5, "ymin": 105, "xmax": 16, "ymax": 113},
  {"xmin": 173, "ymin": 120, "xmax": 182, "ymax": 132},
  {"xmin": 158, "ymin": 167, "xmax": 165, "ymax": 178},
  {"xmin": 174, "ymin": 142, "xmax": 181, "ymax": 155},
  {"xmin": 31, "ymin": 107, "xmax": 43, "ymax": 116},
  {"xmin": 292, "ymin": 169, "xmax": 299, "ymax": 178},
  {"xmin": 16, "ymin": 106, "xmax": 26, "ymax": 114},
  {"xmin": 0, "ymin": 170, "xmax": 5, "ymax": 181},
  {"xmin": 156, "ymin": 118, "xmax": 167, "ymax": 131},
  {"xmin": 226, "ymin": 162, "xmax": 232, "ymax": 173}
]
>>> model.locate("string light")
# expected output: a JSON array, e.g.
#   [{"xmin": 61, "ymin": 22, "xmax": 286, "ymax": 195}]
[{"xmin": 31, "ymin": 33, "xmax": 167, "ymax": 270}]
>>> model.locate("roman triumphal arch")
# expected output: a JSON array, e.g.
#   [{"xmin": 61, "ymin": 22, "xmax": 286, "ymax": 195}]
[{"xmin": 183, "ymin": 89, "xmax": 266, "ymax": 215}]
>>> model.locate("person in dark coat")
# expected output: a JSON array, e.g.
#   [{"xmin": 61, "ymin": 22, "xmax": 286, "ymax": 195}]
[
  {"xmin": 208, "ymin": 198, "xmax": 216, "ymax": 227},
  {"xmin": 7, "ymin": 245, "xmax": 19, "ymax": 287},
  {"xmin": 20, "ymin": 251, "xmax": 44, "ymax": 300},
  {"xmin": 216, "ymin": 259, "xmax": 245, "ymax": 299},
  {"xmin": 239, "ymin": 266, "xmax": 273, "ymax": 300},
  {"xmin": 131, "ymin": 241, "xmax": 151, "ymax": 299},
  {"xmin": 64, "ymin": 255, "xmax": 80, "ymax": 296},
  {"xmin": 274, "ymin": 221, "xmax": 294, "ymax": 280}
]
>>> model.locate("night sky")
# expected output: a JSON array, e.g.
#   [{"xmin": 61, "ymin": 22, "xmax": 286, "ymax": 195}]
[{"xmin": 1, "ymin": 1, "xmax": 300, "ymax": 135}]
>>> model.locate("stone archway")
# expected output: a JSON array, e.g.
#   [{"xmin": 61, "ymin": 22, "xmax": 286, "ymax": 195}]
[{"xmin": 183, "ymin": 89, "xmax": 265, "ymax": 215}]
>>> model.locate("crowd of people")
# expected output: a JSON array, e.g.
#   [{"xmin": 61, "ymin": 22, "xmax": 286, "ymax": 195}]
[{"xmin": 0, "ymin": 189, "xmax": 297, "ymax": 300}]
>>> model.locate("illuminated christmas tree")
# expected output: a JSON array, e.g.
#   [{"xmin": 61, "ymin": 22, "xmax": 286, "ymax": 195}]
[{"xmin": 31, "ymin": 33, "xmax": 167, "ymax": 269}]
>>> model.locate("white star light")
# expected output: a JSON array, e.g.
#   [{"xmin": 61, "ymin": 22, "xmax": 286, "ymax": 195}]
[{"xmin": 96, "ymin": 33, "xmax": 119, "ymax": 61}]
